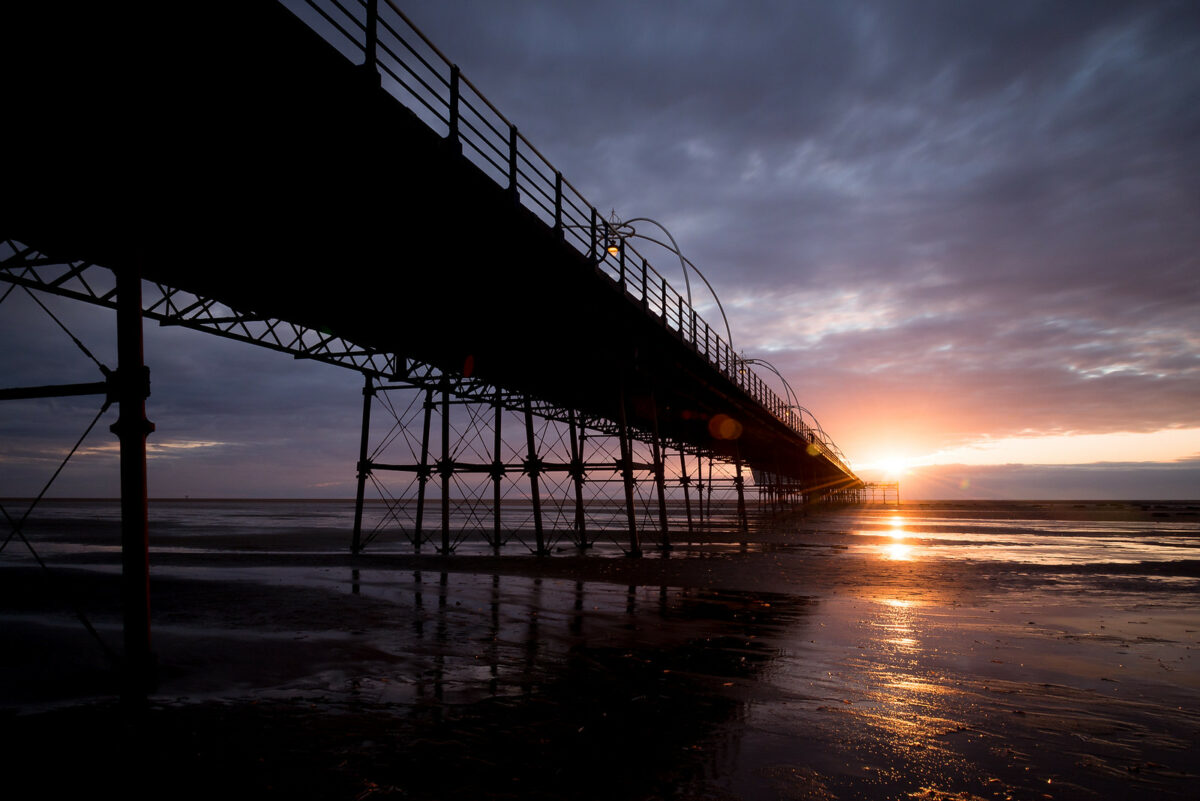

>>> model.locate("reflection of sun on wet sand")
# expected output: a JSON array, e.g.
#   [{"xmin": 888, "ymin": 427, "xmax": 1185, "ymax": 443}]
[{"xmin": 1, "ymin": 499, "xmax": 1197, "ymax": 799}]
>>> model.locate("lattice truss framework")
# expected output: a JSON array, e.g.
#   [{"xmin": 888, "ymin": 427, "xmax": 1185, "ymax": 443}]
[
  {"xmin": 2, "ymin": 240, "xmax": 817, "ymax": 552},
  {"xmin": 351, "ymin": 376, "xmax": 769, "ymax": 556},
  {"xmin": 0, "ymin": 239, "xmax": 401, "ymax": 376}
]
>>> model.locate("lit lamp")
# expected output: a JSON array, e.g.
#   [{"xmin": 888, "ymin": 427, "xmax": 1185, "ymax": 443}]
[
  {"xmin": 601, "ymin": 212, "xmax": 734, "ymax": 351},
  {"xmin": 568, "ymin": 210, "xmax": 735, "ymax": 352},
  {"xmin": 603, "ymin": 209, "xmax": 622, "ymax": 256}
]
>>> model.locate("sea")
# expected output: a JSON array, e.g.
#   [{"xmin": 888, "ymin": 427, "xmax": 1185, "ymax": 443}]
[{"xmin": 7, "ymin": 497, "xmax": 1200, "ymax": 562}]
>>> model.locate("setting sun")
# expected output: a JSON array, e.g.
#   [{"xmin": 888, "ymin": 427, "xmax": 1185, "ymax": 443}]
[{"xmin": 861, "ymin": 455, "xmax": 911, "ymax": 480}]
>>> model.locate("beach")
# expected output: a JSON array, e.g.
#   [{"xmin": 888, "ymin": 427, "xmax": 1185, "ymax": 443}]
[{"xmin": 2, "ymin": 500, "xmax": 1197, "ymax": 799}]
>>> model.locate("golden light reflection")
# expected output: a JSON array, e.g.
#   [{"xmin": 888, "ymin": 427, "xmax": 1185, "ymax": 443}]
[
  {"xmin": 882, "ymin": 516, "xmax": 916, "ymax": 560},
  {"xmin": 885, "ymin": 678, "xmax": 936, "ymax": 693},
  {"xmin": 863, "ymin": 674, "xmax": 963, "ymax": 738},
  {"xmin": 874, "ymin": 598, "xmax": 918, "ymax": 651},
  {"xmin": 856, "ymin": 599, "xmax": 966, "ymax": 749}
]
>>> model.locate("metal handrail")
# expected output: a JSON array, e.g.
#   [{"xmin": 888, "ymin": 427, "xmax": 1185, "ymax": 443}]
[{"xmin": 288, "ymin": 0, "xmax": 854, "ymax": 478}]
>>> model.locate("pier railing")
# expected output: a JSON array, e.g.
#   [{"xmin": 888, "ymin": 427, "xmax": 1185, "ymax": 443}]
[{"xmin": 284, "ymin": 0, "xmax": 853, "ymax": 477}]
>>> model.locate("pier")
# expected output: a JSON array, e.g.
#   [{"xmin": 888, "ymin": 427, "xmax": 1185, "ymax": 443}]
[{"xmin": 2, "ymin": 0, "xmax": 861, "ymax": 669}]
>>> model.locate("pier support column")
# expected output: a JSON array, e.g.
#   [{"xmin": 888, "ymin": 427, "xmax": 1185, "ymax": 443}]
[
  {"xmin": 735, "ymin": 456, "xmax": 749, "ymax": 537},
  {"xmin": 651, "ymin": 397, "xmax": 670, "ymax": 550},
  {"xmin": 491, "ymin": 387, "xmax": 503, "ymax": 552},
  {"xmin": 414, "ymin": 387, "xmax": 433, "ymax": 552},
  {"xmin": 439, "ymin": 380, "xmax": 452, "ymax": 554},
  {"xmin": 351, "ymin": 372, "xmax": 374, "ymax": 555},
  {"xmin": 617, "ymin": 385, "xmax": 641, "ymax": 558},
  {"xmin": 524, "ymin": 396, "xmax": 547, "ymax": 555},
  {"xmin": 112, "ymin": 266, "xmax": 154, "ymax": 689},
  {"xmin": 679, "ymin": 450, "xmax": 694, "ymax": 542},
  {"xmin": 568, "ymin": 409, "xmax": 588, "ymax": 549}
]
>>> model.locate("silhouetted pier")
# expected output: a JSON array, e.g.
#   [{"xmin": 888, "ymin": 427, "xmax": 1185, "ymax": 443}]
[{"xmin": 2, "ymin": 0, "xmax": 862, "ymax": 669}]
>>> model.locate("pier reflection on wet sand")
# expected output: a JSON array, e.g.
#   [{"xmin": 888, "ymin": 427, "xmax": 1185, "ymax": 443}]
[{"xmin": 3, "ymin": 563, "xmax": 808, "ymax": 799}]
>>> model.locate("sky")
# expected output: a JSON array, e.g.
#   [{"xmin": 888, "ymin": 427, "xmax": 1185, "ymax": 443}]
[{"xmin": 3, "ymin": 0, "xmax": 1199, "ymax": 500}]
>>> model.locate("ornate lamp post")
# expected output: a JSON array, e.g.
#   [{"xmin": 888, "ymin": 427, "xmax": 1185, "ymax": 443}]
[{"xmin": 600, "ymin": 212, "xmax": 735, "ymax": 351}]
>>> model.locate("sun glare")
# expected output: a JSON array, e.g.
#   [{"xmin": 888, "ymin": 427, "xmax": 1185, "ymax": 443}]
[{"xmin": 869, "ymin": 455, "xmax": 910, "ymax": 480}]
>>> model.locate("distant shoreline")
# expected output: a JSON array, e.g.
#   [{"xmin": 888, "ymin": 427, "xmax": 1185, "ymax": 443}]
[
  {"xmin": 6, "ymin": 497, "xmax": 1197, "ymax": 528},
  {"xmin": 7, "ymin": 497, "xmax": 1199, "ymax": 504}
]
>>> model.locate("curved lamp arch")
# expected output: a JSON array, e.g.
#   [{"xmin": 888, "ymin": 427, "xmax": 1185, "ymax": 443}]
[{"xmin": 603, "ymin": 214, "xmax": 734, "ymax": 352}]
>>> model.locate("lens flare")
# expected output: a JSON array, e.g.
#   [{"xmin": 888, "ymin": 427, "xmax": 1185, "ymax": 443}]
[{"xmin": 708, "ymin": 414, "xmax": 743, "ymax": 440}]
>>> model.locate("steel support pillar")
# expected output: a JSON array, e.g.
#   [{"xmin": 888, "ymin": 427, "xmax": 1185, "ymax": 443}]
[
  {"xmin": 568, "ymin": 408, "xmax": 588, "ymax": 549},
  {"xmin": 617, "ymin": 385, "xmax": 641, "ymax": 557},
  {"xmin": 735, "ymin": 456, "xmax": 749, "ymax": 536},
  {"xmin": 679, "ymin": 450, "xmax": 694, "ymax": 541},
  {"xmin": 111, "ymin": 267, "xmax": 154, "ymax": 689},
  {"xmin": 650, "ymin": 397, "xmax": 670, "ymax": 550},
  {"xmin": 415, "ymin": 387, "xmax": 433, "ymax": 552},
  {"xmin": 351, "ymin": 372, "xmax": 374, "ymax": 554},
  {"xmin": 710, "ymin": 457, "xmax": 718, "ymax": 526},
  {"xmin": 440, "ymin": 381, "xmax": 451, "ymax": 554},
  {"xmin": 491, "ymin": 387, "xmax": 503, "ymax": 552},
  {"xmin": 524, "ymin": 396, "xmax": 547, "ymax": 555}
]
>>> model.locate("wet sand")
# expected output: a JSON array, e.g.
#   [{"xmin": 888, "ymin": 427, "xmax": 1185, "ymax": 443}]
[{"xmin": 1, "ymin": 500, "xmax": 1198, "ymax": 799}]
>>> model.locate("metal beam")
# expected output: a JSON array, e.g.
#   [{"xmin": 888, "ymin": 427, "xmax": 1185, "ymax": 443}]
[
  {"xmin": 111, "ymin": 267, "xmax": 153, "ymax": 691},
  {"xmin": 0, "ymin": 381, "xmax": 109, "ymax": 402},
  {"xmin": 351, "ymin": 373, "xmax": 374, "ymax": 554},
  {"xmin": 617, "ymin": 384, "xmax": 641, "ymax": 558}
]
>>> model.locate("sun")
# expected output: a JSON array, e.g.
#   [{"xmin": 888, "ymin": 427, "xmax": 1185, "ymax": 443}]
[{"xmin": 874, "ymin": 455, "xmax": 911, "ymax": 480}]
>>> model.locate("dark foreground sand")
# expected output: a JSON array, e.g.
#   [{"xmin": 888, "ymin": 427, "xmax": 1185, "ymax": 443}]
[{"xmin": 1, "ymin": 501, "xmax": 1197, "ymax": 800}]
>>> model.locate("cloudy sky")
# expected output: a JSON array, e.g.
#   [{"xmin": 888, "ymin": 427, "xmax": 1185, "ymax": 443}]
[{"xmin": 3, "ymin": 0, "xmax": 1198, "ymax": 499}]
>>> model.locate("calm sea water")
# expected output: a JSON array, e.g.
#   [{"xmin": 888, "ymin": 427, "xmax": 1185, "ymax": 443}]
[
  {"xmin": 8, "ymin": 498, "xmax": 1198, "ymax": 566},
  {"xmin": 838, "ymin": 506, "xmax": 1200, "ymax": 566}
]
